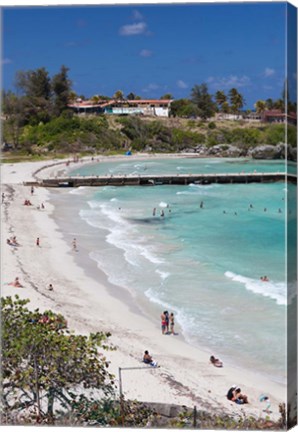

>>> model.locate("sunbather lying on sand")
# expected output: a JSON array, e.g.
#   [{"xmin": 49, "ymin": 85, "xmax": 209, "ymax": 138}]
[
  {"xmin": 210, "ymin": 355, "xmax": 223, "ymax": 367},
  {"xmin": 9, "ymin": 277, "xmax": 23, "ymax": 288}
]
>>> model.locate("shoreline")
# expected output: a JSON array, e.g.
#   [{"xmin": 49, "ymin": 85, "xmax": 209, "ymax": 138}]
[{"xmin": 1, "ymin": 156, "xmax": 286, "ymax": 421}]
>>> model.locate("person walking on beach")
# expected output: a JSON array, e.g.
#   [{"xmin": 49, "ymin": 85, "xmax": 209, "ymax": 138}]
[
  {"xmin": 31, "ymin": 186, "xmax": 34, "ymax": 195},
  {"xmin": 36, "ymin": 237, "xmax": 40, "ymax": 247},
  {"xmin": 2, "ymin": 193, "xmax": 5, "ymax": 203}
]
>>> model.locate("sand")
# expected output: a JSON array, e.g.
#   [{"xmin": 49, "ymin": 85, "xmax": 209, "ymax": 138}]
[{"xmin": 1, "ymin": 155, "xmax": 286, "ymax": 423}]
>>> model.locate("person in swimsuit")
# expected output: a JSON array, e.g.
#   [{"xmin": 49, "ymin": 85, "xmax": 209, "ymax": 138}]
[
  {"xmin": 164, "ymin": 311, "xmax": 169, "ymax": 333},
  {"xmin": 143, "ymin": 350, "xmax": 158, "ymax": 367},
  {"xmin": 169, "ymin": 312, "xmax": 175, "ymax": 335},
  {"xmin": 161, "ymin": 311, "xmax": 167, "ymax": 334}
]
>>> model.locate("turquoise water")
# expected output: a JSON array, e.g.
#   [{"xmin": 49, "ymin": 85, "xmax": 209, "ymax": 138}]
[
  {"xmin": 69, "ymin": 157, "xmax": 294, "ymax": 177},
  {"xmin": 63, "ymin": 158, "xmax": 296, "ymax": 382}
]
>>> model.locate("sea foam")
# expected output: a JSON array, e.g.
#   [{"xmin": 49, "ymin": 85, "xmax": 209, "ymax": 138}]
[{"xmin": 225, "ymin": 271, "xmax": 286, "ymax": 305}]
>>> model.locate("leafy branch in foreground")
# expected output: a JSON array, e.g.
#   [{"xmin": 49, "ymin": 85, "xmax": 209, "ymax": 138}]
[{"xmin": 1, "ymin": 295, "xmax": 115, "ymax": 424}]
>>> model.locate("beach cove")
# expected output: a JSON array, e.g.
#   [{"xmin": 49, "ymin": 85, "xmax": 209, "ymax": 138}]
[{"xmin": 1, "ymin": 154, "xmax": 287, "ymax": 421}]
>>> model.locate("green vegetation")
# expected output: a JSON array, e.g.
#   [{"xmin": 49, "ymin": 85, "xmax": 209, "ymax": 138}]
[
  {"xmin": 2, "ymin": 65, "xmax": 296, "ymax": 159},
  {"xmin": 1, "ymin": 296, "xmax": 291, "ymax": 428},
  {"xmin": 2, "ymin": 296, "xmax": 115, "ymax": 423}
]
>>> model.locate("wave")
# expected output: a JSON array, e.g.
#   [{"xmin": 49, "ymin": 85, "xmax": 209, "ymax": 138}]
[
  {"xmin": 155, "ymin": 269, "xmax": 170, "ymax": 280},
  {"xmin": 159, "ymin": 201, "xmax": 168, "ymax": 208},
  {"xmin": 83, "ymin": 203, "xmax": 164, "ymax": 267},
  {"xmin": 69, "ymin": 186, "xmax": 87, "ymax": 195},
  {"xmin": 225, "ymin": 271, "xmax": 286, "ymax": 305}
]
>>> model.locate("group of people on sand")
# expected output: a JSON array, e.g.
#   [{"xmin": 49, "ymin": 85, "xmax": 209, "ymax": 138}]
[
  {"xmin": 160, "ymin": 311, "xmax": 176, "ymax": 335},
  {"xmin": 23, "ymin": 199, "xmax": 33, "ymax": 206},
  {"xmin": 6, "ymin": 236, "xmax": 20, "ymax": 247},
  {"xmin": 227, "ymin": 386, "xmax": 249, "ymax": 405}
]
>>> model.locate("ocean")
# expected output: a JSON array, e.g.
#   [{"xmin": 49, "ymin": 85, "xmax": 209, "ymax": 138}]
[{"xmin": 52, "ymin": 157, "xmax": 295, "ymax": 384}]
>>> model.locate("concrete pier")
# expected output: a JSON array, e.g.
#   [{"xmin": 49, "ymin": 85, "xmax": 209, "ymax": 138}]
[{"xmin": 24, "ymin": 172, "xmax": 296, "ymax": 187}]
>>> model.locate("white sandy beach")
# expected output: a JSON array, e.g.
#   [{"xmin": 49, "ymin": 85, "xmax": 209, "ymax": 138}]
[{"xmin": 1, "ymin": 155, "xmax": 286, "ymax": 423}]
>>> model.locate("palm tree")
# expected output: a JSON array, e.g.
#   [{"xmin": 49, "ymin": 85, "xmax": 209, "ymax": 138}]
[
  {"xmin": 265, "ymin": 98, "xmax": 274, "ymax": 110},
  {"xmin": 114, "ymin": 90, "xmax": 124, "ymax": 101},
  {"xmin": 254, "ymin": 100, "xmax": 267, "ymax": 114},
  {"xmin": 228, "ymin": 88, "xmax": 245, "ymax": 115},
  {"xmin": 215, "ymin": 90, "xmax": 227, "ymax": 112},
  {"xmin": 91, "ymin": 95, "xmax": 100, "ymax": 104}
]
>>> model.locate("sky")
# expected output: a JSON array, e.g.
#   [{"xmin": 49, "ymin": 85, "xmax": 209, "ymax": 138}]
[{"xmin": 1, "ymin": 1, "xmax": 295, "ymax": 108}]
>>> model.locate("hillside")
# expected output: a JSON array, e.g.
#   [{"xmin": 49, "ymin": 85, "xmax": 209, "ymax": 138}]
[{"xmin": 2, "ymin": 114, "xmax": 297, "ymax": 161}]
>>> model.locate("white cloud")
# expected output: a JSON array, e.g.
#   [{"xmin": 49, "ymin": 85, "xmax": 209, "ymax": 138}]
[
  {"xmin": 142, "ymin": 83, "xmax": 160, "ymax": 93},
  {"xmin": 264, "ymin": 68, "xmax": 275, "ymax": 77},
  {"xmin": 132, "ymin": 10, "xmax": 143, "ymax": 21},
  {"xmin": 2, "ymin": 58, "xmax": 12, "ymax": 65},
  {"xmin": 119, "ymin": 22, "xmax": 147, "ymax": 36},
  {"xmin": 176, "ymin": 80, "xmax": 188, "ymax": 89},
  {"xmin": 207, "ymin": 75, "xmax": 251, "ymax": 88},
  {"xmin": 140, "ymin": 49, "xmax": 152, "ymax": 57}
]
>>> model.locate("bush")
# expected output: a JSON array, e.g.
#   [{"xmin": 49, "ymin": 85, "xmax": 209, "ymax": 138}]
[{"xmin": 208, "ymin": 121, "xmax": 216, "ymax": 129}]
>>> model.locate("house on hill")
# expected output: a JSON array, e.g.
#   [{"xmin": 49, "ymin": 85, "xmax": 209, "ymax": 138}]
[
  {"xmin": 68, "ymin": 99, "xmax": 173, "ymax": 117},
  {"xmin": 261, "ymin": 109, "xmax": 297, "ymax": 125}
]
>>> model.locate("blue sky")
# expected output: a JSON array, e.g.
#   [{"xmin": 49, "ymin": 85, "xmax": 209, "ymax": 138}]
[{"xmin": 2, "ymin": 2, "xmax": 292, "ymax": 108}]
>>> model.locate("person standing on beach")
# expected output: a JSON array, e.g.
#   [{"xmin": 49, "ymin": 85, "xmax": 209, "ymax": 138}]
[
  {"xmin": 36, "ymin": 237, "xmax": 40, "ymax": 247},
  {"xmin": 31, "ymin": 186, "xmax": 34, "ymax": 195},
  {"xmin": 161, "ymin": 311, "xmax": 167, "ymax": 334},
  {"xmin": 164, "ymin": 311, "xmax": 169, "ymax": 333},
  {"xmin": 2, "ymin": 193, "xmax": 5, "ymax": 203},
  {"xmin": 169, "ymin": 312, "xmax": 175, "ymax": 335}
]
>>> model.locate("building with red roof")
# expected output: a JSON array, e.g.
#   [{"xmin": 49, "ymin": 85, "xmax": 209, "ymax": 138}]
[{"xmin": 68, "ymin": 99, "xmax": 173, "ymax": 117}]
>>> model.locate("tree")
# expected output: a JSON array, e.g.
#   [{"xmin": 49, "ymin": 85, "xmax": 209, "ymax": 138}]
[
  {"xmin": 160, "ymin": 93, "xmax": 173, "ymax": 100},
  {"xmin": 15, "ymin": 68, "xmax": 51, "ymax": 100},
  {"xmin": 113, "ymin": 90, "xmax": 124, "ymax": 100},
  {"xmin": 127, "ymin": 92, "xmax": 136, "ymax": 100},
  {"xmin": 14, "ymin": 68, "xmax": 52, "ymax": 125},
  {"xmin": 228, "ymin": 88, "xmax": 245, "ymax": 115},
  {"xmin": 254, "ymin": 100, "xmax": 267, "ymax": 114},
  {"xmin": 190, "ymin": 83, "xmax": 215, "ymax": 120},
  {"xmin": 169, "ymin": 99, "xmax": 198, "ymax": 117},
  {"xmin": 2, "ymin": 91, "xmax": 24, "ymax": 147},
  {"xmin": 221, "ymin": 101, "xmax": 230, "ymax": 115},
  {"xmin": 273, "ymin": 99, "xmax": 285, "ymax": 111},
  {"xmin": 215, "ymin": 90, "xmax": 227, "ymax": 112},
  {"xmin": 265, "ymin": 98, "xmax": 274, "ymax": 110},
  {"xmin": 91, "ymin": 95, "xmax": 101, "ymax": 104},
  {"xmin": 52, "ymin": 65, "xmax": 72, "ymax": 116},
  {"xmin": 2, "ymin": 296, "xmax": 115, "ymax": 422}
]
